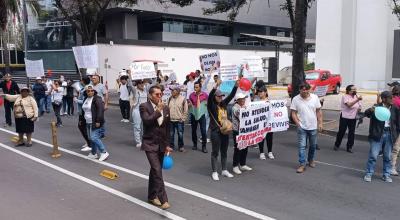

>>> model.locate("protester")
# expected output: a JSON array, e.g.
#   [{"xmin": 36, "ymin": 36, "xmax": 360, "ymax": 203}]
[
  {"xmin": 189, "ymin": 81, "xmax": 208, "ymax": 153},
  {"xmin": 81, "ymin": 85, "xmax": 109, "ymax": 161},
  {"xmin": 65, "ymin": 79, "xmax": 76, "ymax": 116},
  {"xmin": 334, "ymin": 85, "xmax": 362, "ymax": 153},
  {"xmin": 185, "ymin": 72, "xmax": 196, "ymax": 101},
  {"xmin": 77, "ymin": 76, "xmax": 92, "ymax": 152},
  {"xmin": 290, "ymin": 83, "xmax": 323, "ymax": 174},
  {"xmin": 43, "ymin": 76, "xmax": 53, "ymax": 113},
  {"xmin": 118, "ymin": 75, "xmax": 132, "ymax": 122},
  {"xmin": 91, "ymin": 74, "xmax": 108, "ymax": 138},
  {"xmin": 391, "ymin": 86, "xmax": 400, "ymax": 175},
  {"xmin": 131, "ymin": 79, "xmax": 148, "ymax": 147},
  {"xmin": 140, "ymin": 85, "xmax": 172, "ymax": 210},
  {"xmin": 50, "ymin": 80, "xmax": 64, "ymax": 127},
  {"xmin": 60, "ymin": 75, "xmax": 68, "ymax": 116},
  {"xmin": 32, "ymin": 77, "xmax": 47, "ymax": 117},
  {"xmin": 1, "ymin": 87, "xmax": 38, "ymax": 147},
  {"xmin": 363, "ymin": 91, "xmax": 399, "ymax": 183},
  {"xmin": 256, "ymin": 86, "xmax": 275, "ymax": 160},
  {"xmin": 232, "ymin": 92, "xmax": 252, "ymax": 175},
  {"xmin": 0, "ymin": 73, "xmax": 20, "ymax": 127},
  {"xmin": 168, "ymin": 86, "xmax": 188, "ymax": 152},
  {"xmin": 208, "ymin": 79, "xmax": 238, "ymax": 181}
]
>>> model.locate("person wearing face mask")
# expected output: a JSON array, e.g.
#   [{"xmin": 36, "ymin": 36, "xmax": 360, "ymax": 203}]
[{"xmin": 334, "ymin": 85, "xmax": 362, "ymax": 153}]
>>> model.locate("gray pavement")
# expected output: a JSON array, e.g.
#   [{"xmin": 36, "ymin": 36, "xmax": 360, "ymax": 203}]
[{"xmin": 0, "ymin": 105, "xmax": 399, "ymax": 220}]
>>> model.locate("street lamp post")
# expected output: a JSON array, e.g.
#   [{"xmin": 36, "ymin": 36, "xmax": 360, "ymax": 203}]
[{"xmin": 22, "ymin": 0, "xmax": 29, "ymax": 87}]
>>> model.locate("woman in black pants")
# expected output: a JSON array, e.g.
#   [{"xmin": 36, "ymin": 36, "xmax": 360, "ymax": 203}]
[
  {"xmin": 66, "ymin": 80, "xmax": 75, "ymax": 116},
  {"xmin": 334, "ymin": 85, "xmax": 362, "ymax": 153},
  {"xmin": 208, "ymin": 79, "xmax": 238, "ymax": 181},
  {"xmin": 232, "ymin": 93, "xmax": 252, "ymax": 175},
  {"xmin": 256, "ymin": 86, "xmax": 275, "ymax": 160}
]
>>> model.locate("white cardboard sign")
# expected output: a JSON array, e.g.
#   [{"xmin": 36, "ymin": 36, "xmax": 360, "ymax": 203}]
[
  {"xmin": 25, "ymin": 59, "xmax": 44, "ymax": 78},
  {"xmin": 219, "ymin": 64, "xmax": 239, "ymax": 81},
  {"xmin": 199, "ymin": 51, "xmax": 221, "ymax": 72},
  {"xmin": 130, "ymin": 62, "xmax": 156, "ymax": 80},
  {"xmin": 72, "ymin": 45, "xmax": 99, "ymax": 69},
  {"xmin": 242, "ymin": 56, "xmax": 264, "ymax": 78}
]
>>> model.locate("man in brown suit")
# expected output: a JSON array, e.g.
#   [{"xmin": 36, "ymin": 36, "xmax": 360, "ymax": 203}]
[{"xmin": 140, "ymin": 85, "xmax": 172, "ymax": 210}]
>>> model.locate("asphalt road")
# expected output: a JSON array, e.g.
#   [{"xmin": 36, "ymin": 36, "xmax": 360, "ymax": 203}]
[{"xmin": 0, "ymin": 106, "xmax": 399, "ymax": 220}]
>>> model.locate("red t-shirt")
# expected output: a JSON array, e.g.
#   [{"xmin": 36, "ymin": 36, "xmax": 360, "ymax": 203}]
[{"xmin": 5, "ymin": 81, "xmax": 12, "ymax": 91}]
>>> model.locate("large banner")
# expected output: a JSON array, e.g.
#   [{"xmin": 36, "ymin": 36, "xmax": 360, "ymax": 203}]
[
  {"xmin": 72, "ymin": 45, "xmax": 99, "ymax": 68},
  {"xmin": 25, "ymin": 59, "xmax": 44, "ymax": 78},
  {"xmin": 219, "ymin": 64, "xmax": 239, "ymax": 81},
  {"xmin": 236, "ymin": 101, "xmax": 271, "ymax": 149},
  {"xmin": 242, "ymin": 56, "xmax": 264, "ymax": 78},
  {"xmin": 199, "ymin": 51, "xmax": 220, "ymax": 72},
  {"xmin": 130, "ymin": 62, "xmax": 157, "ymax": 80},
  {"xmin": 267, "ymin": 100, "xmax": 290, "ymax": 132},
  {"xmin": 236, "ymin": 100, "xmax": 289, "ymax": 149}
]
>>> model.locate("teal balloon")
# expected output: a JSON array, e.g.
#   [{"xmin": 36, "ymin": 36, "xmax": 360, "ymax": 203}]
[
  {"xmin": 162, "ymin": 155, "xmax": 174, "ymax": 170},
  {"xmin": 375, "ymin": 106, "xmax": 391, "ymax": 121}
]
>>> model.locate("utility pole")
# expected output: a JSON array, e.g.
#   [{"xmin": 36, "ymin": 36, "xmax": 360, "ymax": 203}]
[{"xmin": 22, "ymin": 0, "xmax": 29, "ymax": 87}]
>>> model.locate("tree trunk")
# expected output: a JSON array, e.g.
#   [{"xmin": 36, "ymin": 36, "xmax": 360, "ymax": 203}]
[
  {"xmin": 1, "ymin": 30, "xmax": 11, "ymax": 73},
  {"xmin": 291, "ymin": 0, "xmax": 308, "ymax": 98}
]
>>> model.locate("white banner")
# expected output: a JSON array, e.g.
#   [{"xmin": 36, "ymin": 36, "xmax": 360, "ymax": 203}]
[
  {"xmin": 267, "ymin": 100, "xmax": 290, "ymax": 132},
  {"xmin": 219, "ymin": 64, "xmax": 239, "ymax": 81},
  {"xmin": 236, "ymin": 101, "xmax": 271, "ymax": 149},
  {"xmin": 242, "ymin": 56, "xmax": 264, "ymax": 78},
  {"xmin": 25, "ymin": 59, "xmax": 44, "ymax": 78},
  {"xmin": 199, "ymin": 51, "xmax": 220, "ymax": 72},
  {"xmin": 157, "ymin": 63, "xmax": 174, "ymax": 76},
  {"xmin": 72, "ymin": 45, "xmax": 99, "ymax": 69},
  {"xmin": 313, "ymin": 85, "xmax": 329, "ymax": 97},
  {"xmin": 130, "ymin": 62, "xmax": 157, "ymax": 80}
]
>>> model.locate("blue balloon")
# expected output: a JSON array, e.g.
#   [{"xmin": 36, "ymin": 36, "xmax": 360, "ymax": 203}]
[
  {"xmin": 162, "ymin": 155, "xmax": 174, "ymax": 170},
  {"xmin": 375, "ymin": 106, "xmax": 391, "ymax": 121}
]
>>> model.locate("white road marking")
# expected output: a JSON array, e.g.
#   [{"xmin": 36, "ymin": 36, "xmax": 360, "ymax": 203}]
[
  {"xmin": 0, "ymin": 142, "xmax": 186, "ymax": 220},
  {"xmin": 315, "ymin": 161, "xmax": 365, "ymax": 173},
  {"xmin": 0, "ymin": 128, "xmax": 276, "ymax": 220}
]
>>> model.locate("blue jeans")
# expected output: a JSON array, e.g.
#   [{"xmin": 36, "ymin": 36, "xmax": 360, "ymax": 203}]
[
  {"xmin": 86, "ymin": 124, "xmax": 106, "ymax": 155},
  {"xmin": 132, "ymin": 107, "xmax": 143, "ymax": 144},
  {"xmin": 297, "ymin": 127, "xmax": 318, "ymax": 165},
  {"xmin": 45, "ymin": 95, "xmax": 51, "ymax": 112},
  {"xmin": 191, "ymin": 114, "xmax": 207, "ymax": 148},
  {"xmin": 170, "ymin": 121, "xmax": 184, "ymax": 149},
  {"xmin": 36, "ymin": 97, "xmax": 45, "ymax": 114},
  {"xmin": 366, "ymin": 130, "xmax": 393, "ymax": 177}
]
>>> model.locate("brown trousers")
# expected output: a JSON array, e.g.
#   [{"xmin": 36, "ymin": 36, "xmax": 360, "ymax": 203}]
[
  {"xmin": 392, "ymin": 136, "xmax": 400, "ymax": 169},
  {"xmin": 145, "ymin": 151, "xmax": 168, "ymax": 203}
]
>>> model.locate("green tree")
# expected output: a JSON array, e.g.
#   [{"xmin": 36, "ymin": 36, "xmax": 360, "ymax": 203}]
[
  {"xmin": 392, "ymin": 0, "xmax": 400, "ymax": 21},
  {"xmin": 0, "ymin": 0, "xmax": 19, "ymax": 72}
]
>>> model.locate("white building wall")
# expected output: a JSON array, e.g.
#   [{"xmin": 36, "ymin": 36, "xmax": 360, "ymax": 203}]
[
  {"xmin": 96, "ymin": 44, "xmax": 298, "ymax": 90},
  {"xmin": 315, "ymin": 0, "xmax": 399, "ymax": 90}
]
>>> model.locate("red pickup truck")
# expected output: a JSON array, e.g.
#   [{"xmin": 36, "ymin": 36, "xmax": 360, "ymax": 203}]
[{"xmin": 288, "ymin": 70, "xmax": 342, "ymax": 97}]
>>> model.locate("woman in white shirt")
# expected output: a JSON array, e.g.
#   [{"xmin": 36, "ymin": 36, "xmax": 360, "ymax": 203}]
[{"xmin": 50, "ymin": 80, "xmax": 64, "ymax": 127}]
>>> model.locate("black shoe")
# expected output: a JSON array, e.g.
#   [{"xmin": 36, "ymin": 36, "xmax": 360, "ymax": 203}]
[
  {"xmin": 346, "ymin": 148, "xmax": 353, "ymax": 153},
  {"xmin": 333, "ymin": 146, "xmax": 339, "ymax": 151},
  {"xmin": 15, "ymin": 142, "xmax": 25, "ymax": 147},
  {"xmin": 202, "ymin": 148, "xmax": 208, "ymax": 153},
  {"xmin": 316, "ymin": 145, "xmax": 321, "ymax": 150},
  {"xmin": 26, "ymin": 143, "xmax": 32, "ymax": 147},
  {"xmin": 192, "ymin": 146, "xmax": 197, "ymax": 150}
]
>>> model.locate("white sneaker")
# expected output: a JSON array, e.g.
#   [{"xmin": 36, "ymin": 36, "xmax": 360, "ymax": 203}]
[
  {"xmin": 207, "ymin": 138, "xmax": 211, "ymax": 143},
  {"xmin": 99, "ymin": 152, "xmax": 109, "ymax": 161},
  {"xmin": 268, "ymin": 152, "xmax": 275, "ymax": 160},
  {"xmin": 124, "ymin": 119, "xmax": 130, "ymax": 123},
  {"xmin": 136, "ymin": 143, "xmax": 142, "ymax": 148},
  {"xmin": 221, "ymin": 170, "xmax": 234, "ymax": 178},
  {"xmin": 81, "ymin": 146, "xmax": 92, "ymax": 152},
  {"xmin": 87, "ymin": 153, "xmax": 98, "ymax": 159},
  {"xmin": 211, "ymin": 172, "xmax": 219, "ymax": 181},
  {"xmin": 240, "ymin": 165, "xmax": 253, "ymax": 171},
  {"xmin": 259, "ymin": 153, "xmax": 266, "ymax": 160},
  {"xmin": 121, "ymin": 119, "xmax": 125, "ymax": 122},
  {"xmin": 233, "ymin": 166, "xmax": 242, "ymax": 175}
]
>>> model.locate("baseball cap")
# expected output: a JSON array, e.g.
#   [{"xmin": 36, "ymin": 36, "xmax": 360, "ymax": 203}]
[
  {"xmin": 235, "ymin": 92, "xmax": 248, "ymax": 100},
  {"xmin": 36, "ymin": 77, "xmax": 42, "ymax": 80},
  {"xmin": 380, "ymin": 91, "xmax": 392, "ymax": 99},
  {"xmin": 20, "ymin": 86, "xmax": 30, "ymax": 92},
  {"xmin": 85, "ymin": 85, "xmax": 94, "ymax": 91},
  {"xmin": 215, "ymin": 90, "xmax": 225, "ymax": 97},
  {"xmin": 387, "ymin": 81, "xmax": 400, "ymax": 87},
  {"xmin": 189, "ymin": 72, "xmax": 196, "ymax": 78}
]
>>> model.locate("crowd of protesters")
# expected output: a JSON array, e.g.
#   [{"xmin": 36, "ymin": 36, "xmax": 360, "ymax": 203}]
[{"xmin": 2, "ymin": 67, "xmax": 400, "ymax": 209}]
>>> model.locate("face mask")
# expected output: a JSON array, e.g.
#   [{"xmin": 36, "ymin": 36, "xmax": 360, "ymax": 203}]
[{"xmin": 353, "ymin": 91, "xmax": 357, "ymax": 95}]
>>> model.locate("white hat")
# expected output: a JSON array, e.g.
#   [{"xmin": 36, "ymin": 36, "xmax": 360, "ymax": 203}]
[
  {"xmin": 86, "ymin": 68, "xmax": 97, "ymax": 75},
  {"xmin": 36, "ymin": 77, "xmax": 42, "ymax": 80},
  {"xmin": 235, "ymin": 92, "xmax": 248, "ymax": 100},
  {"xmin": 85, "ymin": 85, "xmax": 94, "ymax": 91}
]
